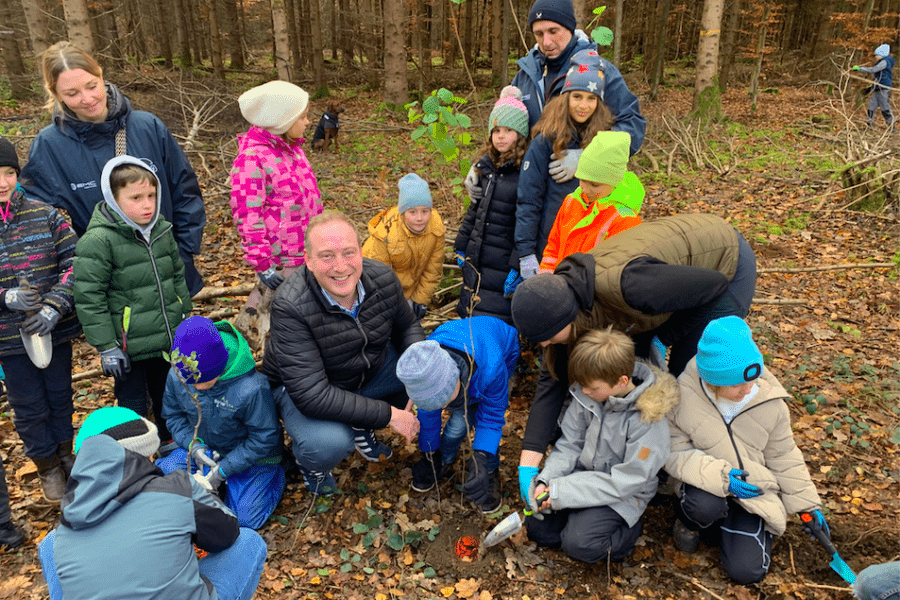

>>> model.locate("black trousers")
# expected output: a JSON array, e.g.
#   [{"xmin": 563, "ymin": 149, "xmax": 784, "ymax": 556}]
[{"xmin": 525, "ymin": 504, "xmax": 642, "ymax": 563}]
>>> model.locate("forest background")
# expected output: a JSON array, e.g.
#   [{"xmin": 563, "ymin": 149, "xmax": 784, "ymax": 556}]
[{"xmin": 0, "ymin": 0, "xmax": 898, "ymax": 599}]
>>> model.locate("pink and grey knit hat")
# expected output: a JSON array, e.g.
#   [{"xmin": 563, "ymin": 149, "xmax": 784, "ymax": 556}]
[{"xmin": 488, "ymin": 86, "xmax": 529, "ymax": 138}]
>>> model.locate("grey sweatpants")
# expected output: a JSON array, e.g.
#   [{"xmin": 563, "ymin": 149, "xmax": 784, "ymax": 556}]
[{"xmin": 868, "ymin": 89, "xmax": 894, "ymax": 125}]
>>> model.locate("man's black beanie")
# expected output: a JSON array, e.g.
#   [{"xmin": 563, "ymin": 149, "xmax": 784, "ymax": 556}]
[{"xmin": 528, "ymin": 0, "xmax": 577, "ymax": 33}]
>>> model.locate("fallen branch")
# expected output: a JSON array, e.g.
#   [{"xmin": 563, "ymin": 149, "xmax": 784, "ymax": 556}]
[
  {"xmin": 192, "ymin": 282, "xmax": 257, "ymax": 301},
  {"xmin": 759, "ymin": 262, "xmax": 894, "ymax": 274},
  {"xmin": 753, "ymin": 298, "xmax": 806, "ymax": 305},
  {"xmin": 73, "ymin": 367, "xmax": 103, "ymax": 383},
  {"xmin": 670, "ymin": 573, "xmax": 727, "ymax": 600}
]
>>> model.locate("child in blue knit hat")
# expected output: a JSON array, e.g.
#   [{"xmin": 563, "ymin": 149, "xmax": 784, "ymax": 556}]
[
  {"xmin": 362, "ymin": 173, "xmax": 445, "ymax": 319},
  {"xmin": 664, "ymin": 316, "xmax": 829, "ymax": 584},
  {"xmin": 854, "ymin": 44, "xmax": 895, "ymax": 128},
  {"xmin": 156, "ymin": 315, "xmax": 285, "ymax": 529}
]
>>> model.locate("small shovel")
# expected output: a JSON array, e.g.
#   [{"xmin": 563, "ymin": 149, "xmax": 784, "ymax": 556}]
[
  {"xmin": 18, "ymin": 277, "xmax": 52, "ymax": 369},
  {"xmin": 801, "ymin": 513, "xmax": 856, "ymax": 584},
  {"xmin": 484, "ymin": 511, "xmax": 523, "ymax": 547}
]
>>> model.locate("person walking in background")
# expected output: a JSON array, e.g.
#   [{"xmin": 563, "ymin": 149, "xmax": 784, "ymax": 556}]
[
  {"xmin": 74, "ymin": 156, "xmax": 192, "ymax": 446},
  {"xmin": 854, "ymin": 44, "xmax": 895, "ymax": 128},
  {"xmin": 0, "ymin": 137, "xmax": 81, "ymax": 504},
  {"xmin": 515, "ymin": 49, "xmax": 613, "ymax": 280},
  {"xmin": 455, "ymin": 86, "xmax": 530, "ymax": 322},
  {"xmin": 21, "ymin": 42, "xmax": 206, "ymax": 295},
  {"xmin": 362, "ymin": 173, "xmax": 445, "ymax": 320}
]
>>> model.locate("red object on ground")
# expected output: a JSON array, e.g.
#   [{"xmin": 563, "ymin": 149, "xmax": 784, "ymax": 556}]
[{"xmin": 455, "ymin": 536, "xmax": 479, "ymax": 560}]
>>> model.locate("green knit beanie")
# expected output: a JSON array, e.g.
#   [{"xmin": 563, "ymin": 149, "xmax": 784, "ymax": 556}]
[{"xmin": 575, "ymin": 131, "xmax": 631, "ymax": 186}]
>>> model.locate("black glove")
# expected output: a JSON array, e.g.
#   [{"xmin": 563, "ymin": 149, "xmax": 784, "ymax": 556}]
[
  {"xmin": 21, "ymin": 305, "xmax": 62, "ymax": 335},
  {"xmin": 100, "ymin": 347, "xmax": 131, "ymax": 379},
  {"xmin": 4, "ymin": 288, "xmax": 42, "ymax": 312},
  {"xmin": 258, "ymin": 265, "xmax": 284, "ymax": 290},
  {"xmin": 411, "ymin": 301, "xmax": 427, "ymax": 320},
  {"xmin": 463, "ymin": 450, "xmax": 495, "ymax": 505}
]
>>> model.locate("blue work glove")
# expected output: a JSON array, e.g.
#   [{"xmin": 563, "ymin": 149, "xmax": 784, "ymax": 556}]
[
  {"xmin": 464, "ymin": 165, "xmax": 483, "ymax": 203},
  {"xmin": 100, "ymin": 347, "xmax": 131, "ymax": 379},
  {"xmin": 518, "ymin": 465, "xmax": 539, "ymax": 505},
  {"xmin": 257, "ymin": 265, "xmax": 284, "ymax": 290},
  {"xmin": 519, "ymin": 254, "xmax": 539, "ymax": 279},
  {"xmin": 548, "ymin": 149, "xmax": 583, "ymax": 184},
  {"xmin": 504, "ymin": 269, "xmax": 523, "ymax": 298},
  {"xmin": 455, "ymin": 251, "xmax": 465, "ymax": 269},
  {"xmin": 190, "ymin": 442, "xmax": 219, "ymax": 471},
  {"xmin": 728, "ymin": 468, "xmax": 763, "ymax": 499},
  {"xmin": 4, "ymin": 287, "xmax": 42, "ymax": 312},
  {"xmin": 21, "ymin": 305, "xmax": 62, "ymax": 335},
  {"xmin": 852, "ymin": 65, "xmax": 861, "ymax": 71},
  {"xmin": 800, "ymin": 510, "xmax": 831, "ymax": 541}
]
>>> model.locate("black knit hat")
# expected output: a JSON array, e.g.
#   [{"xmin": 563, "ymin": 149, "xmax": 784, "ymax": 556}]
[
  {"xmin": 511, "ymin": 273, "xmax": 580, "ymax": 342},
  {"xmin": 0, "ymin": 138, "xmax": 20, "ymax": 174},
  {"xmin": 529, "ymin": 0, "xmax": 577, "ymax": 33}
]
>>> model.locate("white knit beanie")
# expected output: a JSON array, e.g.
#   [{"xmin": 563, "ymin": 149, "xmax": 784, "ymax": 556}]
[{"xmin": 238, "ymin": 81, "xmax": 310, "ymax": 135}]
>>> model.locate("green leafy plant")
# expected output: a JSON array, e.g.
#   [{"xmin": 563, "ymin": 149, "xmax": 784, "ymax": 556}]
[
  {"xmin": 351, "ymin": 506, "xmax": 439, "ymax": 552},
  {"xmin": 406, "ymin": 88, "xmax": 472, "ymax": 189},
  {"xmin": 586, "ymin": 6, "xmax": 614, "ymax": 46}
]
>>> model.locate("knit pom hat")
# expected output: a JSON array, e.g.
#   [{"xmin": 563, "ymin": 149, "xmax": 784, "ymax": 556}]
[
  {"xmin": 0, "ymin": 138, "xmax": 19, "ymax": 174},
  {"xmin": 875, "ymin": 44, "xmax": 890, "ymax": 58},
  {"xmin": 74, "ymin": 406, "xmax": 160, "ymax": 457},
  {"xmin": 696, "ymin": 316, "xmax": 763, "ymax": 386},
  {"xmin": 511, "ymin": 274, "xmax": 580, "ymax": 342},
  {"xmin": 238, "ymin": 81, "xmax": 309, "ymax": 135},
  {"xmin": 575, "ymin": 131, "xmax": 631, "ymax": 186},
  {"xmin": 564, "ymin": 49, "xmax": 606, "ymax": 99},
  {"xmin": 171, "ymin": 316, "xmax": 229, "ymax": 384},
  {"xmin": 528, "ymin": 0, "xmax": 577, "ymax": 33},
  {"xmin": 396, "ymin": 340, "xmax": 460, "ymax": 412},
  {"xmin": 488, "ymin": 86, "xmax": 529, "ymax": 138},
  {"xmin": 397, "ymin": 173, "xmax": 432, "ymax": 214}
]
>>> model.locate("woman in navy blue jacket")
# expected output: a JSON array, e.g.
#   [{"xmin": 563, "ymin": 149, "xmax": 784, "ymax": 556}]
[{"xmin": 21, "ymin": 42, "xmax": 206, "ymax": 294}]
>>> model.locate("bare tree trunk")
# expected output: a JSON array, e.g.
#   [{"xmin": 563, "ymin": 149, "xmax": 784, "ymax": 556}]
[
  {"xmin": 206, "ymin": 0, "xmax": 225, "ymax": 78},
  {"xmin": 223, "ymin": 0, "xmax": 245, "ymax": 68},
  {"xmin": 155, "ymin": 0, "xmax": 174, "ymax": 67},
  {"xmin": 284, "ymin": 0, "xmax": 302, "ymax": 73},
  {"xmin": 172, "ymin": 0, "xmax": 191, "ymax": 66},
  {"xmin": 383, "ymin": 0, "xmax": 407, "ymax": 104},
  {"xmin": 691, "ymin": 0, "xmax": 724, "ymax": 119},
  {"xmin": 718, "ymin": 0, "xmax": 740, "ymax": 91},
  {"xmin": 20, "ymin": 0, "xmax": 51, "ymax": 57},
  {"xmin": 748, "ymin": 3, "xmax": 770, "ymax": 111},
  {"xmin": 0, "ymin": 0, "xmax": 29, "ymax": 98},
  {"xmin": 613, "ymin": 0, "xmax": 623, "ymax": 65},
  {"xmin": 271, "ymin": 0, "xmax": 292, "ymax": 80},
  {"xmin": 340, "ymin": 0, "xmax": 353, "ymax": 65},
  {"xmin": 414, "ymin": 0, "xmax": 426, "ymax": 88},
  {"xmin": 187, "ymin": 0, "xmax": 204, "ymax": 64},
  {"xmin": 573, "ymin": 0, "xmax": 585, "ymax": 28},
  {"xmin": 649, "ymin": 0, "xmax": 671, "ymax": 101},
  {"xmin": 62, "ymin": 0, "xmax": 94, "ymax": 53},
  {"xmin": 308, "ymin": 0, "xmax": 326, "ymax": 90}
]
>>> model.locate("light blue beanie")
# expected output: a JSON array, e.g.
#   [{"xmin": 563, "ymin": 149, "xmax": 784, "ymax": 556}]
[
  {"xmin": 396, "ymin": 340, "xmax": 459, "ymax": 412},
  {"xmin": 875, "ymin": 44, "xmax": 890, "ymax": 58},
  {"xmin": 696, "ymin": 316, "xmax": 763, "ymax": 386},
  {"xmin": 397, "ymin": 173, "xmax": 432, "ymax": 214}
]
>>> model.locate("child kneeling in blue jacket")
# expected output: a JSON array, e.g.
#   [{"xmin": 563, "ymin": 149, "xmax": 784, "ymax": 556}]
[
  {"xmin": 158, "ymin": 316, "xmax": 285, "ymax": 529},
  {"xmin": 396, "ymin": 316, "xmax": 519, "ymax": 514}
]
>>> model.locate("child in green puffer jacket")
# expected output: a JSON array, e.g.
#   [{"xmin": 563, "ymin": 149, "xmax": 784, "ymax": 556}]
[{"xmin": 74, "ymin": 155, "xmax": 191, "ymax": 443}]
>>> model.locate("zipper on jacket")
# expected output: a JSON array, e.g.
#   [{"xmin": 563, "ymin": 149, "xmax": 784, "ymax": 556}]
[{"xmin": 139, "ymin": 224, "xmax": 176, "ymax": 346}]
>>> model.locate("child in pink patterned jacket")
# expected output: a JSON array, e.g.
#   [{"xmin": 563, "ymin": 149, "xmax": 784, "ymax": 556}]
[{"xmin": 230, "ymin": 81, "xmax": 324, "ymax": 291}]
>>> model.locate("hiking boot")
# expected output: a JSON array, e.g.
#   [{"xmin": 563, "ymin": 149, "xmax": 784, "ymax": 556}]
[
  {"xmin": 298, "ymin": 465, "xmax": 336, "ymax": 496},
  {"xmin": 57, "ymin": 439, "xmax": 75, "ymax": 479},
  {"xmin": 352, "ymin": 428, "xmax": 392, "ymax": 462},
  {"xmin": 32, "ymin": 455, "xmax": 66, "ymax": 504},
  {"xmin": 673, "ymin": 519, "xmax": 699, "ymax": 553},
  {"xmin": 410, "ymin": 450, "xmax": 451, "ymax": 492},
  {"xmin": 0, "ymin": 521, "xmax": 24, "ymax": 549}
]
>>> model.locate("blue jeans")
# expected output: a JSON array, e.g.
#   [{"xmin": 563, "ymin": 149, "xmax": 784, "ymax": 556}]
[
  {"xmin": 1, "ymin": 343, "xmax": 74, "ymax": 458},
  {"xmin": 855, "ymin": 562, "xmax": 900, "ymax": 600},
  {"xmin": 275, "ymin": 344, "xmax": 405, "ymax": 472},
  {"xmin": 156, "ymin": 449, "xmax": 286, "ymax": 530},
  {"xmin": 39, "ymin": 527, "xmax": 267, "ymax": 600},
  {"xmin": 441, "ymin": 403, "xmax": 499, "ymax": 471}
]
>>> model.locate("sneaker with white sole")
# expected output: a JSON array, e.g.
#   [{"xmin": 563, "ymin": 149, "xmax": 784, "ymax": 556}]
[
  {"xmin": 299, "ymin": 465, "xmax": 336, "ymax": 496},
  {"xmin": 352, "ymin": 428, "xmax": 393, "ymax": 462}
]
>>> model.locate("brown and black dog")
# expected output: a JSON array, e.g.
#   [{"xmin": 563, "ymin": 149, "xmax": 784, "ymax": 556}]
[{"xmin": 312, "ymin": 101, "xmax": 345, "ymax": 151}]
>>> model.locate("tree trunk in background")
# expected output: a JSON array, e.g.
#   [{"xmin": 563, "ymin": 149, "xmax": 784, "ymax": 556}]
[
  {"xmin": 188, "ymin": 0, "xmax": 204, "ymax": 64},
  {"xmin": 20, "ymin": 0, "xmax": 51, "ymax": 58},
  {"xmin": 365, "ymin": 0, "xmax": 379, "ymax": 88},
  {"xmin": 692, "ymin": 0, "xmax": 724, "ymax": 119},
  {"xmin": 718, "ymin": 0, "xmax": 740, "ymax": 91},
  {"xmin": 206, "ymin": 0, "xmax": 225, "ymax": 78},
  {"xmin": 573, "ymin": 0, "xmax": 585, "ymax": 29},
  {"xmin": 285, "ymin": 0, "xmax": 302, "ymax": 74},
  {"xmin": 748, "ymin": 3, "xmax": 770, "ymax": 111},
  {"xmin": 431, "ymin": 0, "xmax": 444, "ymax": 64},
  {"xmin": 861, "ymin": 0, "xmax": 875, "ymax": 32},
  {"xmin": 0, "ymin": 0, "xmax": 29, "ymax": 98},
  {"xmin": 613, "ymin": 0, "xmax": 623, "ymax": 65},
  {"xmin": 809, "ymin": 0, "xmax": 837, "ymax": 61},
  {"xmin": 224, "ymin": 0, "xmax": 245, "ymax": 69},
  {"xmin": 62, "ymin": 0, "xmax": 94, "ymax": 53},
  {"xmin": 271, "ymin": 0, "xmax": 292, "ymax": 80},
  {"xmin": 125, "ymin": 0, "xmax": 149, "ymax": 60},
  {"xmin": 173, "ymin": 0, "xmax": 192, "ymax": 66},
  {"xmin": 383, "ymin": 0, "xmax": 407, "ymax": 104},
  {"xmin": 340, "ymin": 0, "xmax": 352, "ymax": 65},
  {"xmin": 330, "ymin": 0, "xmax": 337, "ymax": 60},
  {"xmin": 491, "ymin": 0, "xmax": 503, "ymax": 85},
  {"xmin": 648, "ymin": 0, "xmax": 671, "ymax": 101},
  {"xmin": 500, "ymin": 0, "xmax": 510, "ymax": 86},
  {"xmin": 155, "ymin": 0, "xmax": 174, "ymax": 67},
  {"xmin": 308, "ymin": 0, "xmax": 326, "ymax": 91}
]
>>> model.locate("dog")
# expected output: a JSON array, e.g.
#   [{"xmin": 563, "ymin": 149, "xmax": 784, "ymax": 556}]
[{"xmin": 312, "ymin": 101, "xmax": 345, "ymax": 151}]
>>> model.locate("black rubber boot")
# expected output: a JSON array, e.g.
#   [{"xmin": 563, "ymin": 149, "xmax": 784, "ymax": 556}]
[
  {"xmin": 57, "ymin": 439, "xmax": 76, "ymax": 479},
  {"xmin": 32, "ymin": 455, "xmax": 66, "ymax": 504}
]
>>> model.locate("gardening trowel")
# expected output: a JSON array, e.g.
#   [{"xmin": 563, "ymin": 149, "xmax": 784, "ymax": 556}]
[
  {"xmin": 18, "ymin": 277, "xmax": 52, "ymax": 369},
  {"xmin": 484, "ymin": 511, "xmax": 523, "ymax": 547},
  {"xmin": 801, "ymin": 513, "xmax": 856, "ymax": 584}
]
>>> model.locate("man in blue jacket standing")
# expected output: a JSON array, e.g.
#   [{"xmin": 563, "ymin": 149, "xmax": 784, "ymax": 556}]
[{"xmin": 466, "ymin": 0, "xmax": 645, "ymax": 199}]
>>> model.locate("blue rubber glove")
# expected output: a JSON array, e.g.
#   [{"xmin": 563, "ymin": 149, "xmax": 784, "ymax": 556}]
[
  {"xmin": 800, "ymin": 509, "xmax": 831, "ymax": 540},
  {"xmin": 518, "ymin": 465, "xmax": 539, "ymax": 505},
  {"xmin": 455, "ymin": 251, "xmax": 465, "ymax": 269},
  {"xmin": 503, "ymin": 270, "xmax": 523, "ymax": 298},
  {"xmin": 519, "ymin": 254, "xmax": 539, "ymax": 279},
  {"xmin": 728, "ymin": 468, "xmax": 763, "ymax": 499}
]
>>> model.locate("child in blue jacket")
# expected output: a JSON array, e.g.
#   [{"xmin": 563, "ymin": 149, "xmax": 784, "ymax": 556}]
[
  {"xmin": 157, "ymin": 316, "xmax": 285, "ymax": 529},
  {"xmin": 396, "ymin": 316, "xmax": 519, "ymax": 514},
  {"xmin": 854, "ymin": 44, "xmax": 895, "ymax": 127}
]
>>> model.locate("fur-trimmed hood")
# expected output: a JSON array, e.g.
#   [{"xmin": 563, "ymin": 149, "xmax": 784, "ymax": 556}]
[{"xmin": 569, "ymin": 361, "xmax": 680, "ymax": 423}]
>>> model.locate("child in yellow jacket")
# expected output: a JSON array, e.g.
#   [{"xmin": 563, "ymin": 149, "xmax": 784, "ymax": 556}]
[
  {"xmin": 362, "ymin": 173, "xmax": 445, "ymax": 318},
  {"xmin": 539, "ymin": 131, "xmax": 644, "ymax": 273}
]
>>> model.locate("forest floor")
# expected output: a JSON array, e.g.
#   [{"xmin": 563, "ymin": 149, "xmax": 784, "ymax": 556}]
[{"xmin": 0, "ymin": 68, "xmax": 898, "ymax": 600}]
